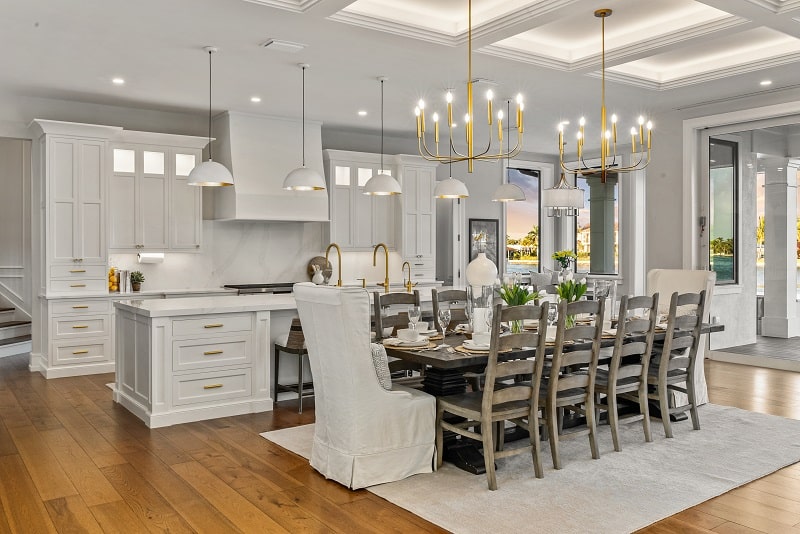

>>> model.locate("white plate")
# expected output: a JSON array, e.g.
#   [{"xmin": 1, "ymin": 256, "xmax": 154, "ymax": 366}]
[
  {"xmin": 383, "ymin": 337, "xmax": 429, "ymax": 348},
  {"xmin": 463, "ymin": 340, "xmax": 490, "ymax": 350}
]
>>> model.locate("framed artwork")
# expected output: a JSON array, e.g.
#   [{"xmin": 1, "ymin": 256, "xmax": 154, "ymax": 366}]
[{"xmin": 468, "ymin": 218, "xmax": 499, "ymax": 266}]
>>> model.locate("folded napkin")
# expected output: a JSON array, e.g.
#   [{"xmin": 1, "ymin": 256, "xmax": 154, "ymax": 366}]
[{"xmin": 382, "ymin": 337, "xmax": 428, "ymax": 347}]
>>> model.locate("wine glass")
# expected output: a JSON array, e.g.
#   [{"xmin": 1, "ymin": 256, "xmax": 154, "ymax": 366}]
[
  {"xmin": 438, "ymin": 306, "xmax": 451, "ymax": 335},
  {"xmin": 547, "ymin": 304, "xmax": 558, "ymax": 326},
  {"xmin": 408, "ymin": 305, "xmax": 422, "ymax": 331},
  {"xmin": 486, "ymin": 306, "xmax": 493, "ymax": 332}
]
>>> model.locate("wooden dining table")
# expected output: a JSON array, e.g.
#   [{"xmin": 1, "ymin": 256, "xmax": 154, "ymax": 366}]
[{"xmin": 384, "ymin": 322, "xmax": 724, "ymax": 474}]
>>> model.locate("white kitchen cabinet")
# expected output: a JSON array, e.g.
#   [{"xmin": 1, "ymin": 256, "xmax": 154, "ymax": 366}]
[
  {"xmin": 324, "ymin": 150, "xmax": 397, "ymax": 250},
  {"xmin": 110, "ymin": 139, "xmax": 203, "ymax": 252},
  {"xmin": 396, "ymin": 156, "xmax": 438, "ymax": 280}
]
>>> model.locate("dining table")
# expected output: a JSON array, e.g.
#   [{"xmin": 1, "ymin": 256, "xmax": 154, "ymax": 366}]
[{"xmin": 383, "ymin": 322, "xmax": 725, "ymax": 474}]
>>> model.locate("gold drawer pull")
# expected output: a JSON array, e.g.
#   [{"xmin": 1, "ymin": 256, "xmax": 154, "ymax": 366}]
[
  {"xmin": 72, "ymin": 305, "xmax": 89, "ymax": 309},
  {"xmin": 70, "ymin": 269, "xmax": 86, "ymax": 273},
  {"xmin": 203, "ymin": 350, "xmax": 224, "ymax": 355},
  {"xmin": 72, "ymin": 325, "xmax": 89, "ymax": 329},
  {"xmin": 70, "ymin": 284, "xmax": 86, "ymax": 288},
  {"xmin": 204, "ymin": 323, "xmax": 224, "ymax": 329},
  {"xmin": 72, "ymin": 349, "xmax": 89, "ymax": 355},
  {"xmin": 203, "ymin": 384, "xmax": 223, "ymax": 390}
]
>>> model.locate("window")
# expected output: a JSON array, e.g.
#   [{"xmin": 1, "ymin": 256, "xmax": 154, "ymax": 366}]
[
  {"xmin": 576, "ymin": 174, "xmax": 618, "ymax": 274},
  {"xmin": 504, "ymin": 168, "xmax": 540, "ymax": 274},
  {"xmin": 709, "ymin": 138, "xmax": 738, "ymax": 284}
]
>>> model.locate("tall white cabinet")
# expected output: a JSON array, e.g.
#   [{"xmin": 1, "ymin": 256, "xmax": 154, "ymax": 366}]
[
  {"xmin": 30, "ymin": 121, "xmax": 208, "ymax": 378},
  {"xmin": 396, "ymin": 156, "xmax": 438, "ymax": 281}
]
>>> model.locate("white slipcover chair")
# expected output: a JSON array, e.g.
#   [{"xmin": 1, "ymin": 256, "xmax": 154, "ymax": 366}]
[
  {"xmin": 646, "ymin": 269, "xmax": 716, "ymax": 405},
  {"xmin": 293, "ymin": 283, "xmax": 436, "ymax": 489}
]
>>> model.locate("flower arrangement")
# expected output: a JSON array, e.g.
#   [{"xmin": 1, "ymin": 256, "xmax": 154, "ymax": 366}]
[
  {"xmin": 499, "ymin": 281, "xmax": 540, "ymax": 332},
  {"xmin": 552, "ymin": 249, "xmax": 577, "ymax": 270},
  {"xmin": 556, "ymin": 275, "xmax": 587, "ymax": 328}
]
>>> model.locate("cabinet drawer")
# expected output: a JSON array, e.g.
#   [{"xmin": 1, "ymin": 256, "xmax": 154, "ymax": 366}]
[
  {"xmin": 172, "ymin": 368, "xmax": 252, "ymax": 406},
  {"xmin": 51, "ymin": 265, "xmax": 107, "ymax": 279},
  {"xmin": 172, "ymin": 314, "xmax": 252, "ymax": 337},
  {"xmin": 51, "ymin": 299, "xmax": 111, "ymax": 316},
  {"xmin": 52, "ymin": 339, "xmax": 111, "ymax": 366},
  {"xmin": 52, "ymin": 315, "xmax": 109, "ymax": 339},
  {"xmin": 406, "ymin": 256, "xmax": 434, "ymax": 270},
  {"xmin": 173, "ymin": 335, "xmax": 251, "ymax": 372},
  {"xmin": 50, "ymin": 279, "xmax": 107, "ymax": 293}
]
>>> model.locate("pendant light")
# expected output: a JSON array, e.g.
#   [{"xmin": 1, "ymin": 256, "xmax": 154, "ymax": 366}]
[
  {"xmin": 284, "ymin": 64, "xmax": 326, "ymax": 191},
  {"xmin": 364, "ymin": 77, "xmax": 401, "ymax": 196},
  {"xmin": 434, "ymin": 136, "xmax": 469, "ymax": 198},
  {"xmin": 188, "ymin": 46, "xmax": 234, "ymax": 187},
  {"xmin": 492, "ymin": 100, "xmax": 524, "ymax": 202}
]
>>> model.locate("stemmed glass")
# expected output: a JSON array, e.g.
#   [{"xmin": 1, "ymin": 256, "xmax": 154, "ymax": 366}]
[
  {"xmin": 408, "ymin": 306, "xmax": 422, "ymax": 331},
  {"xmin": 438, "ymin": 306, "xmax": 451, "ymax": 335},
  {"xmin": 547, "ymin": 304, "xmax": 558, "ymax": 326}
]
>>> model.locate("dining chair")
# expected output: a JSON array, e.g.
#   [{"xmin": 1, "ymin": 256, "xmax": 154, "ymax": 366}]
[
  {"xmin": 538, "ymin": 298, "xmax": 604, "ymax": 471},
  {"xmin": 646, "ymin": 290, "xmax": 707, "ymax": 438},
  {"xmin": 435, "ymin": 301, "xmax": 549, "ymax": 490},
  {"xmin": 373, "ymin": 290, "xmax": 425, "ymax": 386},
  {"xmin": 594, "ymin": 294, "xmax": 658, "ymax": 451},
  {"xmin": 431, "ymin": 288, "xmax": 468, "ymax": 333}
]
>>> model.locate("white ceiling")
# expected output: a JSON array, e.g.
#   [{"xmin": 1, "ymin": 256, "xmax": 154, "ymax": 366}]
[{"xmin": 3, "ymin": 0, "xmax": 800, "ymax": 153}]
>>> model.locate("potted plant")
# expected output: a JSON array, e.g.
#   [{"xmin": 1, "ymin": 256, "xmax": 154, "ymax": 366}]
[
  {"xmin": 130, "ymin": 271, "xmax": 145, "ymax": 292},
  {"xmin": 552, "ymin": 249, "xmax": 577, "ymax": 272},
  {"xmin": 555, "ymin": 274, "xmax": 587, "ymax": 328},
  {"xmin": 498, "ymin": 281, "xmax": 540, "ymax": 333}
]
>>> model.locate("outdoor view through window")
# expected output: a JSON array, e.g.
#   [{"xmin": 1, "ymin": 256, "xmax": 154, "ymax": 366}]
[{"xmin": 505, "ymin": 168, "xmax": 540, "ymax": 273}]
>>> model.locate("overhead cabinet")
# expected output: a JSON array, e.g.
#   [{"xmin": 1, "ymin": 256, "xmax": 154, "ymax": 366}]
[{"xmin": 396, "ymin": 157, "xmax": 437, "ymax": 280}]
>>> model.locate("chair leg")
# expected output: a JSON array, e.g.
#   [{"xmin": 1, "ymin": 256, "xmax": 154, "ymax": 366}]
[
  {"xmin": 546, "ymin": 404, "xmax": 561, "ymax": 470},
  {"xmin": 297, "ymin": 353, "xmax": 304, "ymax": 414},
  {"xmin": 435, "ymin": 403, "xmax": 445, "ymax": 469},
  {"xmin": 639, "ymin": 381, "xmax": 652, "ymax": 443},
  {"xmin": 687, "ymin": 377, "xmax": 701, "ymax": 431},
  {"xmin": 496, "ymin": 421, "xmax": 506, "ymax": 452},
  {"xmin": 481, "ymin": 418, "xmax": 498, "ymax": 490},
  {"xmin": 273, "ymin": 347, "xmax": 280, "ymax": 403},
  {"xmin": 658, "ymin": 381, "xmax": 673, "ymax": 438},
  {"xmin": 608, "ymin": 390, "xmax": 620, "ymax": 452},
  {"xmin": 585, "ymin": 394, "xmax": 600, "ymax": 460},
  {"xmin": 531, "ymin": 411, "xmax": 544, "ymax": 479}
]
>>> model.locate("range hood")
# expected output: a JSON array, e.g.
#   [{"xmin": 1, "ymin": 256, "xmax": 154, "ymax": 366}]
[{"xmin": 206, "ymin": 111, "xmax": 329, "ymax": 222}]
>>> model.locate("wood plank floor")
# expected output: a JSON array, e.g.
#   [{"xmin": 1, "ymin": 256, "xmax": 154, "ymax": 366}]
[{"xmin": 0, "ymin": 354, "xmax": 798, "ymax": 533}]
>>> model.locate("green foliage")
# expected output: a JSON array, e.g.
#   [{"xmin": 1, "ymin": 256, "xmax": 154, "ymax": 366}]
[
  {"xmin": 552, "ymin": 249, "xmax": 577, "ymax": 269},
  {"xmin": 555, "ymin": 278, "xmax": 587, "ymax": 303},
  {"xmin": 499, "ymin": 282, "xmax": 539, "ymax": 306},
  {"xmin": 756, "ymin": 216, "xmax": 765, "ymax": 246},
  {"xmin": 709, "ymin": 237, "xmax": 734, "ymax": 255},
  {"xmin": 130, "ymin": 271, "xmax": 145, "ymax": 283}
]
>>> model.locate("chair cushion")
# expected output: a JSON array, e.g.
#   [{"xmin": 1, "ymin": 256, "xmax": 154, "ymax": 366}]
[{"xmin": 370, "ymin": 343, "xmax": 392, "ymax": 390}]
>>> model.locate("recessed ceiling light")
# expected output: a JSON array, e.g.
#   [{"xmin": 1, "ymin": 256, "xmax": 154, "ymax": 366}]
[
  {"xmin": 760, "ymin": 80, "xmax": 772, "ymax": 86},
  {"xmin": 250, "ymin": 96, "xmax": 262, "ymax": 103},
  {"xmin": 112, "ymin": 77, "xmax": 125, "ymax": 85},
  {"xmin": 358, "ymin": 110, "xmax": 367, "ymax": 116}
]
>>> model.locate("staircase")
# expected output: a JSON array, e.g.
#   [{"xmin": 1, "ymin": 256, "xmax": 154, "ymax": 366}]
[{"xmin": 0, "ymin": 306, "xmax": 32, "ymax": 359}]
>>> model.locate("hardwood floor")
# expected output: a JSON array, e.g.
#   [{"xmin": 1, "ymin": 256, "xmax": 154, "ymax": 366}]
[{"xmin": 0, "ymin": 353, "xmax": 798, "ymax": 533}]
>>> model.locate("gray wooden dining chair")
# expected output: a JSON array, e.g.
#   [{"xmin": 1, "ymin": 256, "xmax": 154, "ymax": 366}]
[
  {"xmin": 373, "ymin": 290, "xmax": 424, "ymax": 386},
  {"xmin": 435, "ymin": 301, "xmax": 549, "ymax": 490},
  {"xmin": 594, "ymin": 294, "xmax": 659, "ymax": 450},
  {"xmin": 431, "ymin": 288, "xmax": 468, "ymax": 333},
  {"xmin": 646, "ymin": 290, "xmax": 707, "ymax": 438}
]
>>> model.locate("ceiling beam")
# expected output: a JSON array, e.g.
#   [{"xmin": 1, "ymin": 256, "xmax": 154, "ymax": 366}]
[
  {"xmin": 469, "ymin": 0, "xmax": 586, "ymax": 49},
  {"xmin": 695, "ymin": 0, "xmax": 800, "ymax": 39},
  {"xmin": 305, "ymin": 0, "xmax": 358, "ymax": 18}
]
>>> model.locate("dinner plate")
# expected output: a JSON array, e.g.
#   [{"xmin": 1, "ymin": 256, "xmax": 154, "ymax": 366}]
[
  {"xmin": 463, "ymin": 339, "xmax": 490, "ymax": 350},
  {"xmin": 382, "ymin": 337, "xmax": 429, "ymax": 348}
]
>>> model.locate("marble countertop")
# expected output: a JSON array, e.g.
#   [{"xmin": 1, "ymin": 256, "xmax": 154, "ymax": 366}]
[
  {"xmin": 114, "ymin": 293, "xmax": 298, "ymax": 318},
  {"xmin": 43, "ymin": 287, "xmax": 238, "ymax": 300}
]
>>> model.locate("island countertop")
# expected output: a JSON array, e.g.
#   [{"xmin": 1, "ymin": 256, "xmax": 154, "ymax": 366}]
[{"xmin": 113, "ymin": 293, "xmax": 298, "ymax": 317}]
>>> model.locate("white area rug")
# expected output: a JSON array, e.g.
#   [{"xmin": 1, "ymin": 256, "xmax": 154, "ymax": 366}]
[{"xmin": 261, "ymin": 404, "xmax": 800, "ymax": 534}]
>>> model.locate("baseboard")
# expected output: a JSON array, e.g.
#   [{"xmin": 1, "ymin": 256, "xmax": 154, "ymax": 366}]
[
  {"xmin": 707, "ymin": 350, "xmax": 800, "ymax": 372},
  {"xmin": 35, "ymin": 361, "xmax": 116, "ymax": 379},
  {"xmin": 0, "ymin": 340, "xmax": 31, "ymax": 359}
]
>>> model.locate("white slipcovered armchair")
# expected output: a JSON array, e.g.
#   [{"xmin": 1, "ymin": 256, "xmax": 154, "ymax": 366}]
[
  {"xmin": 647, "ymin": 269, "xmax": 716, "ymax": 405},
  {"xmin": 293, "ymin": 283, "xmax": 436, "ymax": 489}
]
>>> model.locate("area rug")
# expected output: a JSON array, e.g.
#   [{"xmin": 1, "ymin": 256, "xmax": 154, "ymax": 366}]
[{"xmin": 261, "ymin": 404, "xmax": 800, "ymax": 534}]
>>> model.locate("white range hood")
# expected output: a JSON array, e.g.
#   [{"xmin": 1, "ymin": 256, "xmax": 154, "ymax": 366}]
[{"xmin": 206, "ymin": 111, "xmax": 329, "ymax": 222}]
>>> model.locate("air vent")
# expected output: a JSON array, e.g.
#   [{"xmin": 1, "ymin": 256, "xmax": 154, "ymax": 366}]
[{"xmin": 260, "ymin": 39, "xmax": 306, "ymax": 53}]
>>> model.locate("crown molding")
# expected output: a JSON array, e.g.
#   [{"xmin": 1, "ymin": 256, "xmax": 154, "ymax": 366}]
[
  {"xmin": 742, "ymin": 0, "xmax": 800, "ymax": 13},
  {"xmin": 242, "ymin": 0, "xmax": 323, "ymax": 14}
]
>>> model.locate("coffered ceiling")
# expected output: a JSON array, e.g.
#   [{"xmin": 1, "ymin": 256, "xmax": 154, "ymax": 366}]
[{"xmin": 3, "ymin": 0, "xmax": 800, "ymax": 153}]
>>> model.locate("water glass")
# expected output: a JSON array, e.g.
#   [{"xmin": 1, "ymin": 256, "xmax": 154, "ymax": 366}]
[
  {"xmin": 408, "ymin": 306, "xmax": 421, "ymax": 331},
  {"xmin": 438, "ymin": 306, "xmax": 451, "ymax": 335}
]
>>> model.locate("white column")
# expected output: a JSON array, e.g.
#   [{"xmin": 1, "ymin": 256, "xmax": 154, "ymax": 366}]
[{"xmin": 761, "ymin": 158, "xmax": 799, "ymax": 338}]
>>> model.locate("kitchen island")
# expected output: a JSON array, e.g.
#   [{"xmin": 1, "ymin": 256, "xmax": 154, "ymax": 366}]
[{"xmin": 113, "ymin": 294, "xmax": 297, "ymax": 428}]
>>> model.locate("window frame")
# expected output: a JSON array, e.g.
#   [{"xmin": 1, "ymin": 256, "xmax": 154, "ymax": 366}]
[{"xmin": 708, "ymin": 137, "xmax": 739, "ymax": 286}]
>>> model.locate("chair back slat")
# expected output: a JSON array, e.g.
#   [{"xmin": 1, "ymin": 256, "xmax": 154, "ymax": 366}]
[
  {"xmin": 561, "ymin": 349, "xmax": 594, "ymax": 368},
  {"xmin": 668, "ymin": 357, "xmax": 690, "ymax": 371},
  {"xmin": 605, "ymin": 293, "xmax": 659, "ymax": 392},
  {"xmin": 557, "ymin": 373, "xmax": 590, "ymax": 391},
  {"xmin": 432, "ymin": 288, "xmax": 469, "ymax": 332},
  {"xmin": 617, "ymin": 364, "xmax": 643, "ymax": 380},
  {"xmin": 496, "ymin": 332, "xmax": 540, "ymax": 352},
  {"xmin": 654, "ymin": 290, "xmax": 707, "ymax": 379},
  {"xmin": 495, "ymin": 358, "xmax": 535, "ymax": 379},
  {"xmin": 373, "ymin": 291, "xmax": 420, "ymax": 340},
  {"xmin": 492, "ymin": 384, "xmax": 533, "ymax": 405}
]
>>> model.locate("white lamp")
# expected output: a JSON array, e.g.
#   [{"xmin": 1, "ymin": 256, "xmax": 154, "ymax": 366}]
[
  {"xmin": 542, "ymin": 172, "xmax": 584, "ymax": 217},
  {"xmin": 188, "ymin": 46, "xmax": 234, "ymax": 187},
  {"xmin": 434, "ymin": 146, "xmax": 469, "ymax": 199},
  {"xmin": 364, "ymin": 77, "xmax": 402, "ymax": 196},
  {"xmin": 284, "ymin": 64, "xmax": 326, "ymax": 191}
]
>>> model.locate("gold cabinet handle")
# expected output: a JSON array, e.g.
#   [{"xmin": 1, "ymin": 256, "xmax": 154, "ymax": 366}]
[
  {"xmin": 70, "ymin": 284, "xmax": 86, "ymax": 288},
  {"xmin": 70, "ymin": 269, "xmax": 86, "ymax": 273},
  {"xmin": 72, "ymin": 349, "xmax": 89, "ymax": 355},
  {"xmin": 72, "ymin": 305, "xmax": 89, "ymax": 309},
  {"xmin": 203, "ymin": 350, "xmax": 224, "ymax": 355},
  {"xmin": 204, "ymin": 324, "xmax": 224, "ymax": 329},
  {"xmin": 72, "ymin": 325, "xmax": 89, "ymax": 329},
  {"xmin": 203, "ymin": 384, "xmax": 223, "ymax": 390}
]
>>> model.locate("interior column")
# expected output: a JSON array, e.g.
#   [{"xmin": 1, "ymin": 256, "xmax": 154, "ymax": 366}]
[{"xmin": 587, "ymin": 174, "xmax": 617, "ymax": 274}]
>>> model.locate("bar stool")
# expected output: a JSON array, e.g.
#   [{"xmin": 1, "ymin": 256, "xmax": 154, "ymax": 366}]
[{"xmin": 273, "ymin": 318, "xmax": 313, "ymax": 413}]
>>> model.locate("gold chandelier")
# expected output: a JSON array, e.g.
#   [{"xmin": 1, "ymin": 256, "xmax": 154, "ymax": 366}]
[
  {"xmin": 558, "ymin": 8, "xmax": 652, "ymax": 183},
  {"xmin": 414, "ymin": 0, "xmax": 523, "ymax": 173}
]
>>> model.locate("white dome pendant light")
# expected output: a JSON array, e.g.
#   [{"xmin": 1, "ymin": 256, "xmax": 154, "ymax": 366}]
[
  {"xmin": 284, "ymin": 64, "xmax": 326, "ymax": 191},
  {"xmin": 364, "ymin": 77, "xmax": 401, "ymax": 196},
  {"xmin": 492, "ymin": 100, "xmax": 525, "ymax": 202},
  {"xmin": 188, "ymin": 46, "xmax": 234, "ymax": 187},
  {"xmin": 434, "ymin": 140, "xmax": 469, "ymax": 199}
]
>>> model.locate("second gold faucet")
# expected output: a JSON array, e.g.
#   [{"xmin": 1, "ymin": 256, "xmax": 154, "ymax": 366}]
[{"xmin": 373, "ymin": 243, "xmax": 390, "ymax": 293}]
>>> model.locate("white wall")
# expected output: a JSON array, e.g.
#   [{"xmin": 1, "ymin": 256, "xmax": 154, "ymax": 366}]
[{"xmin": 0, "ymin": 138, "xmax": 31, "ymax": 316}]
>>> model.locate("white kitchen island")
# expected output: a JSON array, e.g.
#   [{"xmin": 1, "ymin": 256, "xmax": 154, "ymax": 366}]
[{"xmin": 113, "ymin": 294, "xmax": 297, "ymax": 428}]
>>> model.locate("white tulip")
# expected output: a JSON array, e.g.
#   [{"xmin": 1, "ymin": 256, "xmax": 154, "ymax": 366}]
[
  {"xmin": 565, "ymin": 271, "xmax": 574, "ymax": 281},
  {"xmin": 580, "ymin": 277, "xmax": 586, "ymax": 285}
]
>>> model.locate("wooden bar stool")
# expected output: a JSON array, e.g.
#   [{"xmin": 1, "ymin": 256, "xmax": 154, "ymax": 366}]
[{"xmin": 273, "ymin": 318, "xmax": 313, "ymax": 413}]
